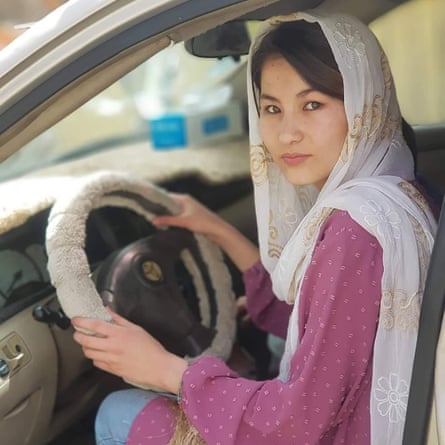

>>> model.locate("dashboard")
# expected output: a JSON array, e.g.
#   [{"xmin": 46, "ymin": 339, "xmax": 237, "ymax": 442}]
[{"xmin": 0, "ymin": 175, "xmax": 254, "ymax": 322}]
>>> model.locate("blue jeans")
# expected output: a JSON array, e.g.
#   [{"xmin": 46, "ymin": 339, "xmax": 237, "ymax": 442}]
[{"xmin": 95, "ymin": 388, "xmax": 158, "ymax": 445}]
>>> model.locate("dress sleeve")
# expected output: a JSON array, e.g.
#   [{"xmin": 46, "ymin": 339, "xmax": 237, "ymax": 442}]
[
  {"xmin": 180, "ymin": 211, "xmax": 383, "ymax": 445},
  {"xmin": 243, "ymin": 261, "xmax": 293, "ymax": 339}
]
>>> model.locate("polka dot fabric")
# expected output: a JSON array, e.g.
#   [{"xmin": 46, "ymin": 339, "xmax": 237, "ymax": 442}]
[
  {"xmin": 126, "ymin": 397, "xmax": 177, "ymax": 444},
  {"xmin": 126, "ymin": 211, "xmax": 383, "ymax": 445}
]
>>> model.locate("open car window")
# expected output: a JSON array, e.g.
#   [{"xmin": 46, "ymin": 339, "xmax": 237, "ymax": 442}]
[{"xmin": 0, "ymin": 40, "xmax": 249, "ymax": 182}]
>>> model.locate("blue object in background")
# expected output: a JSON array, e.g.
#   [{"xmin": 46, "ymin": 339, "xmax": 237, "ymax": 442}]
[
  {"xmin": 203, "ymin": 115, "xmax": 229, "ymax": 135},
  {"xmin": 149, "ymin": 113, "xmax": 187, "ymax": 149}
]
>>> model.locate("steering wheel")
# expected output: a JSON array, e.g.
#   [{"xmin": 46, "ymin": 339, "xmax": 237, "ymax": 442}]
[{"xmin": 45, "ymin": 171, "xmax": 236, "ymax": 361}]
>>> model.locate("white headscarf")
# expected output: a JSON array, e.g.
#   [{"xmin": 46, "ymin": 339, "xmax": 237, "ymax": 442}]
[{"xmin": 247, "ymin": 11, "xmax": 437, "ymax": 445}]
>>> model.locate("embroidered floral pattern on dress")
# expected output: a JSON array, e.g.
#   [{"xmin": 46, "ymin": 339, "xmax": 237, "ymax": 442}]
[
  {"xmin": 380, "ymin": 289, "xmax": 421, "ymax": 331},
  {"xmin": 374, "ymin": 373, "xmax": 409, "ymax": 423},
  {"xmin": 360, "ymin": 199, "xmax": 402, "ymax": 240}
]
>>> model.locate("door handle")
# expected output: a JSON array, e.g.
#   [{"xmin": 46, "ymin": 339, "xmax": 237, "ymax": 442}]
[
  {"xmin": 0, "ymin": 333, "xmax": 30, "ymax": 376},
  {"xmin": 3, "ymin": 345, "xmax": 25, "ymax": 371}
]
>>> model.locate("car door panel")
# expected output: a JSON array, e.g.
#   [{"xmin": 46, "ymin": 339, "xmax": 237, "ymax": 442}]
[{"xmin": 0, "ymin": 301, "xmax": 57, "ymax": 445}]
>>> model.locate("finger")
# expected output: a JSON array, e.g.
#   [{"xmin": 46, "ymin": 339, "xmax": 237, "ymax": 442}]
[
  {"xmin": 167, "ymin": 192, "xmax": 190, "ymax": 204},
  {"xmin": 73, "ymin": 330, "xmax": 110, "ymax": 350},
  {"xmin": 106, "ymin": 307, "xmax": 138, "ymax": 328},
  {"xmin": 72, "ymin": 316, "xmax": 107, "ymax": 332},
  {"xmin": 72, "ymin": 316, "xmax": 117, "ymax": 337},
  {"xmin": 81, "ymin": 347, "xmax": 118, "ymax": 365},
  {"xmin": 91, "ymin": 359, "xmax": 115, "ymax": 375},
  {"xmin": 236, "ymin": 296, "xmax": 247, "ymax": 307},
  {"xmin": 151, "ymin": 215, "xmax": 187, "ymax": 228}
]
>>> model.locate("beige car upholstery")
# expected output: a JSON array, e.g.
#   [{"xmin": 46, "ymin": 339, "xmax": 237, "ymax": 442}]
[{"xmin": 0, "ymin": 300, "xmax": 57, "ymax": 445}]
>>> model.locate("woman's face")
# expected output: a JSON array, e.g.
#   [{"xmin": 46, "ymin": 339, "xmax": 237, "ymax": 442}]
[{"xmin": 258, "ymin": 55, "xmax": 348, "ymax": 190}]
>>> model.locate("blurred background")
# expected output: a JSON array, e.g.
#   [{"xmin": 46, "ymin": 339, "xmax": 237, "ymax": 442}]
[{"xmin": 0, "ymin": 0, "xmax": 65, "ymax": 48}]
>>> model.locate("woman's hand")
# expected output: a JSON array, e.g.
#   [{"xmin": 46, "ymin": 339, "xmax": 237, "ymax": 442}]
[
  {"xmin": 236, "ymin": 295, "xmax": 251, "ymax": 327},
  {"xmin": 152, "ymin": 193, "xmax": 227, "ymax": 243},
  {"xmin": 153, "ymin": 193, "xmax": 260, "ymax": 272},
  {"xmin": 71, "ymin": 308, "xmax": 187, "ymax": 394}
]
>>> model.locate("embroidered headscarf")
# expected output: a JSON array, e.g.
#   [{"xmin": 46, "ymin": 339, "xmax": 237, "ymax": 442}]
[{"xmin": 247, "ymin": 11, "xmax": 437, "ymax": 445}]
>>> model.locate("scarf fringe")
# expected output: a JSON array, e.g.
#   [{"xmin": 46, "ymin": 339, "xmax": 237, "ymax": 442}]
[{"xmin": 167, "ymin": 404, "xmax": 207, "ymax": 445}]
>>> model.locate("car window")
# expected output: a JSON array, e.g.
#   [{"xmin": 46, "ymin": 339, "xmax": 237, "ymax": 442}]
[
  {"xmin": 370, "ymin": 0, "xmax": 445, "ymax": 125},
  {"xmin": 0, "ymin": 40, "xmax": 248, "ymax": 181}
]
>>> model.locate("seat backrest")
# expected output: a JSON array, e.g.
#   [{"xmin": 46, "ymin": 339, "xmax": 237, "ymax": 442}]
[{"xmin": 414, "ymin": 124, "xmax": 445, "ymax": 199}]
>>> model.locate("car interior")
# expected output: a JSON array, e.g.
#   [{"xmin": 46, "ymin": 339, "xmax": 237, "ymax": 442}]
[{"xmin": 0, "ymin": 0, "xmax": 443, "ymax": 444}]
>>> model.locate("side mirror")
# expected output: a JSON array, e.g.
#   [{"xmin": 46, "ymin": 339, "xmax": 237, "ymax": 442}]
[{"xmin": 185, "ymin": 22, "xmax": 251, "ymax": 59}]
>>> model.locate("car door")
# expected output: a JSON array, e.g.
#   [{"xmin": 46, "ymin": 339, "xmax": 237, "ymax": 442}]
[{"xmin": 0, "ymin": 300, "xmax": 58, "ymax": 445}]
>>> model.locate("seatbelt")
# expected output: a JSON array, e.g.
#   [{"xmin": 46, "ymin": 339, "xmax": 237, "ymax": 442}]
[{"xmin": 403, "ymin": 198, "xmax": 445, "ymax": 445}]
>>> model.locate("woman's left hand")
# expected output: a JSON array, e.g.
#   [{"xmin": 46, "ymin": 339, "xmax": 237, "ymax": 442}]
[{"xmin": 72, "ymin": 308, "xmax": 188, "ymax": 394}]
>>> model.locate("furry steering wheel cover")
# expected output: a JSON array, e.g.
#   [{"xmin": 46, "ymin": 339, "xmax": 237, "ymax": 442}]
[{"xmin": 45, "ymin": 171, "xmax": 236, "ymax": 361}]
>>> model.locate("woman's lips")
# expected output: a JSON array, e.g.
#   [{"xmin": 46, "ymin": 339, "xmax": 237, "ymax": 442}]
[{"xmin": 281, "ymin": 153, "xmax": 311, "ymax": 166}]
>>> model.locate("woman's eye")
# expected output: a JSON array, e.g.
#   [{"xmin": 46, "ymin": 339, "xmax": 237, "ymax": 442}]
[
  {"xmin": 263, "ymin": 104, "xmax": 280, "ymax": 114},
  {"xmin": 303, "ymin": 101, "xmax": 321, "ymax": 111}
]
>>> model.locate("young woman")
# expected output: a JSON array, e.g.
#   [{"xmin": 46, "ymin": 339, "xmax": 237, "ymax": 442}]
[{"xmin": 72, "ymin": 11, "xmax": 437, "ymax": 445}]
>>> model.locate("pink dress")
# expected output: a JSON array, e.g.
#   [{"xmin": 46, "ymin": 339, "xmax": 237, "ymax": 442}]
[{"xmin": 126, "ymin": 210, "xmax": 383, "ymax": 445}]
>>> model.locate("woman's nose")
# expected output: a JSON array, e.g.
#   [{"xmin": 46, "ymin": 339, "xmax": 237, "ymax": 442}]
[{"xmin": 278, "ymin": 114, "xmax": 303, "ymax": 145}]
